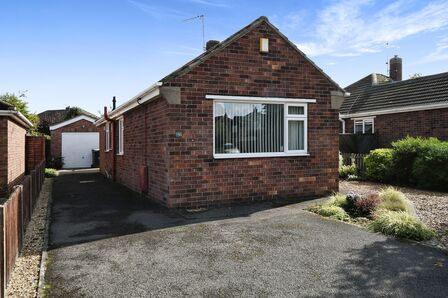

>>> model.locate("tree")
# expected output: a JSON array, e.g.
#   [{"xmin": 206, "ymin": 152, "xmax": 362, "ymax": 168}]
[{"xmin": 0, "ymin": 91, "xmax": 39, "ymax": 129}]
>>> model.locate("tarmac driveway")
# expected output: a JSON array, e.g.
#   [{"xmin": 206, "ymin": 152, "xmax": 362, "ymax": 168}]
[{"xmin": 45, "ymin": 171, "xmax": 448, "ymax": 297}]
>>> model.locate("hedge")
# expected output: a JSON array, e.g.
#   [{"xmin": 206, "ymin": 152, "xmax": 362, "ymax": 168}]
[{"xmin": 364, "ymin": 137, "xmax": 448, "ymax": 191}]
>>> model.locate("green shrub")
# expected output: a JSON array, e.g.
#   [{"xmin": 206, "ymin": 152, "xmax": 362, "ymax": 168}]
[
  {"xmin": 45, "ymin": 168, "xmax": 59, "ymax": 178},
  {"xmin": 308, "ymin": 205, "xmax": 350, "ymax": 221},
  {"xmin": 326, "ymin": 193, "xmax": 347, "ymax": 208},
  {"xmin": 339, "ymin": 164, "xmax": 357, "ymax": 179},
  {"xmin": 391, "ymin": 137, "xmax": 441, "ymax": 184},
  {"xmin": 369, "ymin": 211, "xmax": 435, "ymax": 241},
  {"xmin": 364, "ymin": 148, "xmax": 394, "ymax": 182},
  {"xmin": 379, "ymin": 187, "xmax": 408, "ymax": 212},
  {"xmin": 412, "ymin": 142, "xmax": 448, "ymax": 191}
]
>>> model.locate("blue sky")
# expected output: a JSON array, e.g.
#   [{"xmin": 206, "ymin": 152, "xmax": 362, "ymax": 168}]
[{"xmin": 1, "ymin": 0, "xmax": 448, "ymax": 115}]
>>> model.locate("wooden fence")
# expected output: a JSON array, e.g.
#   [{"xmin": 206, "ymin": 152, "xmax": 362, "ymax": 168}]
[
  {"xmin": 0, "ymin": 160, "xmax": 45, "ymax": 297},
  {"xmin": 341, "ymin": 153, "xmax": 368, "ymax": 173}
]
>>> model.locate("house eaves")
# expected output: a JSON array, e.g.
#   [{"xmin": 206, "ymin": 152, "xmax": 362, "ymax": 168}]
[
  {"xmin": 50, "ymin": 114, "xmax": 98, "ymax": 130},
  {"xmin": 0, "ymin": 110, "xmax": 33, "ymax": 128}
]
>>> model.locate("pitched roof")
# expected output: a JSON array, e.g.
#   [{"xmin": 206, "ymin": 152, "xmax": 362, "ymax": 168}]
[
  {"xmin": 38, "ymin": 107, "xmax": 98, "ymax": 126},
  {"xmin": 340, "ymin": 72, "xmax": 448, "ymax": 115},
  {"xmin": 161, "ymin": 16, "xmax": 344, "ymax": 92}
]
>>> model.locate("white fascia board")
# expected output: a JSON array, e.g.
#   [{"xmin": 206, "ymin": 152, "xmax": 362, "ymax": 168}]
[
  {"xmin": 206, "ymin": 95, "xmax": 317, "ymax": 103},
  {"xmin": 50, "ymin": 115, "xmax": 97, "ymax": 130},
  {"xmin": 0, "ymin": 110, "xmax": 33, "ymax": 128},
  {"xmin": 95, "ymin": 82, "xmax": 162, "ymax": 126},
  {"xmin": 340, "ymin": 102, "xmax": 448, "ymax": 119}
]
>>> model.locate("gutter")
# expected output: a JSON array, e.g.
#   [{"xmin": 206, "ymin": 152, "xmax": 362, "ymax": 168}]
[
  {"xmin": 0, "ymin": 110, "xmax": 33, "ymax": 128},
  {"xmin": 340, "ymin": 102, "xmax": 448, "ymax": 119},
  {"xmin": 95, "ymin": 82, "xmax": 163, "ymax": 126}
]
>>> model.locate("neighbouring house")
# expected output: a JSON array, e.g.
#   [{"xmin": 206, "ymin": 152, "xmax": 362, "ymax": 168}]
[
  {"xmin": 95, "ymin": 16, "xmax": 346, "ymax": 208},
  {"xmin": 47, "ymin": 112, "xmax": 100, "ymax": 169},
  {"xmin": 0, "ymin": 100, "xmax": 36, "ymax": 196},
  {"xmin": 340, "ymin": 55, "xmax": 448, "ymax": 148}
]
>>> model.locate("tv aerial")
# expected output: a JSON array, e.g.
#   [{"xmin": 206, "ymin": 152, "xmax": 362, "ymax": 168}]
[{"xmin": 183, "ymin": 15, "xmax": 205, "ymax": 52}]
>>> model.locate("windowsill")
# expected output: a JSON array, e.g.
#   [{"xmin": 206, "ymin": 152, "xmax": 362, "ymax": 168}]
[
  {"xmin": 116, "ymin": 153, "xmax": 124, "ymax": 156},
  {"xmin": 105, "ymin": 149, "xmax": 111, "ymax": 152},
  {"xmin": 214, "ymin": 152, "xmax": 310, "ymax": 159}
]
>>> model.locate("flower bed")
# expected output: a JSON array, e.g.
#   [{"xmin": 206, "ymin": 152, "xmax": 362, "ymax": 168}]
[{"xmin": 308, "ymin": 188, "xmax": 435, "ymax": 241}]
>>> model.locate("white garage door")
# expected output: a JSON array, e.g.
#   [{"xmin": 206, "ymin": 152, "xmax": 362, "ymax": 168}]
[{"xmin": 61, "ymin": 132, "xmax": 99, "ymax": 169}]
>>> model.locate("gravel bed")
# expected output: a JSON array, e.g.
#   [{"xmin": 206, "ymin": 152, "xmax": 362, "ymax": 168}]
[
  {"xmin": 340, "ymin": 180, "xmax": 448, "ymax": 248},
  {"xmin": 6, "ymin": 179, "xmax": 52, "ymax": 298}
]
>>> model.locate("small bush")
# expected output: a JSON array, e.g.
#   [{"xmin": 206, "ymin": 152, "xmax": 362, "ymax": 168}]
[
  {"xmin": 339, "ymin": 164, "xmax": 357, "ymax": 179},
  {"xmin": 308, "ymin": 205, "xmax": 350, "ymax": 221},
  {"xmin": 369, "ymin": 211, "xmax": 435, "ymax": 241},
  {"xmin": 354, "ymin": 194, "xmax": 381, "ymax": 218},
  {"xmin": 379, "ymin": 187, "xmax": 408, "ymax": 212},
  {"xmin": 45, "ymin": 168, "xmax": 59, "ymax": 178},
  {"xmin": 327, "ymin": 193, "xmax": 347, "ymax": 208},
  {"xmin": 391, "ymin": 137, "xmax": 441, "ymax": 184},
  {"xmin": 46, "ymin": 157, "xmax": 64, "ymax": 169},
  {"xmin": 364, "ymin": 148, "xmax": 394, "ymax": 182},
  {"xmin": 412, "ymin": 143, "xmax": 448, "ymax": 191}
]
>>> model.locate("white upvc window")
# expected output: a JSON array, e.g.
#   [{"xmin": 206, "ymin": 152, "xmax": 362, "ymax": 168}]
[
  {"xmin": 117, "ymin": 118, "xmax": 124, "ymax": 155},
  {"xmin": 211, "ymin": 96, "xmax": 312, "ymax": 159},
  {"xmin": 354, "ymin": 118, "xmax": 374, "ymax": 134},
  {"xmin": 105, "ymin": 122, "xmax": 111, "ymax": 151}
]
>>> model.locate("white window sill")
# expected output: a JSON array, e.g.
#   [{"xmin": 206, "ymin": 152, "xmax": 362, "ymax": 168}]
[
  {"xmin": 213, "ymin": 152, "xmax": 310, "ymax": 159},
  {"xmin": 116, "ymin": 153, "xmax": 124, "ymax": 156},
  {"xmin": 105, "ymin": 149, "xmax": 112, "ymax": 152}
]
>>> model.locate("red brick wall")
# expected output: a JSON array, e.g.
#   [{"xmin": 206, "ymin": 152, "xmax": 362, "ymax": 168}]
[
  {"xmin": 0, "ymin": 118, "xmax": 27, "ymax": 196},
  {"xmin": 25, "ymin": 136, "xmax": 45, "ymax": 173},
  {"xmin": 343, "ymin": 108, "xmax": 448, "ymax": 147},
  {"xmin": 51, "ymin": 119, "xmax": 99, "ymax": 158},
  {"xmin": 0, "ymin": 118, "xmax": 7, "ymax": 195},
  {"xmin": 100, "ymin": 21, "xmax": 340, "ymax": 207}
]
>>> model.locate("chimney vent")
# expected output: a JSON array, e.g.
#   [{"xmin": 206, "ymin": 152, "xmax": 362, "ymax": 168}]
[
  {"xmin": 389, "ymin": 55, "xmax": 402, "ymax": 81},
  {"xmin": 112, "ymin": 96, "xmax": 116, "ymax": 110},
  {"xmin": 206, "ymin": 40, "xmax": 220, "ymax": 51}
]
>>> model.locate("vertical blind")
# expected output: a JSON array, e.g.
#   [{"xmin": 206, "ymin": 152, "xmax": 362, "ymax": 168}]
[{"xmin": 215, "ymin": 102, "xmax": 284, "ymax": 154}]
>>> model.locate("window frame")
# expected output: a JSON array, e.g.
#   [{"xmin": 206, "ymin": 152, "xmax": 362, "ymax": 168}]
[
  {"xmin": 212, "ymin": 99, "xmax": 310, "ymax": 159},
  {"xmin": 105, "ymin": 122, "xmax": 111, "ymax": 152},
  {"xmin": 117, "ymin": 117, "xmax": 124, "ymax": 155},
  {"xmin": 353, "ymin": 117, "xmax": 375, "ymax": 134}
]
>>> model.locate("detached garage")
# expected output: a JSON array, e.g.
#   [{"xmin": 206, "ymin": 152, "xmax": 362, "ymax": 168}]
[{"xmin": 50, "ymin": 115, "xmax": 100, "ymax": 169}]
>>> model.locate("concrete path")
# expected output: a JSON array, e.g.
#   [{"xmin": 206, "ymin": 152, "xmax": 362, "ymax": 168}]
[{"xmin": 44, "ymin": 171, "xmax": 448, "ymax": 297}]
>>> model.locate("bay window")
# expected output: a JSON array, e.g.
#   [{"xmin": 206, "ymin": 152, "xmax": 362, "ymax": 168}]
[{"xmin": 210, "ymin": 95, "xmax": 313, "ymax": 158}]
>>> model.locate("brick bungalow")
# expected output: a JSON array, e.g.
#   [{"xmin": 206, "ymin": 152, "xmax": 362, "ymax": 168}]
[
  {"xmin": 340, "ymin": 56, "xmax": 448, "ymax": 147},
  {"xmin": 0, "ymin": 100, "xmax": 33, "ymax": 196},
  {"xmin": 95, "ymin": 16, "xmax": 346, "ymax": 208}
]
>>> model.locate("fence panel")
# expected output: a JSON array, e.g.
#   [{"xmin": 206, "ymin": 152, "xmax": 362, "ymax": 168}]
[
  {"xmin": 1, "ymin": 186, "xmax": 21, "ymax": 293},
  {"xmin": 341, "ymin": 153, "xmax": 368, "ymax": 173}
]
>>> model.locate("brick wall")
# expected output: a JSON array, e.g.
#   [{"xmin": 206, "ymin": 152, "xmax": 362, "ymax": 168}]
[
  {"xmin": 25, "ymin": 136, "xmax": 45, "ymax": 173},
  {"xmin": 51, "ymin": 119, "xmax": 99, "ymax": 158},
  {"xmin": 343, "ymin": 108, "xmax": 448, "ymax": 147},
  {"xmin": 7, "ymin": 119, "xmax": 26, "ymax": 194},
  {"xmin": 0, "ymin": 118, "xmax": 7, "ymax": 196},
  {"xmin": 100, "ymin": 20, "xmax": 340, "ymax": 207}
]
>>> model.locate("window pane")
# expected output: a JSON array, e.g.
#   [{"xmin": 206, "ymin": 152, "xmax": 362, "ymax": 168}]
[
  {"xmin": 364, "ymin": 121, "xmax": 373, "ymax": 134},
  {"xmin": 288, "ymin": 106, "xmax": 304, "ymax": 115},
  {"xmin": 288, "ymin": 120, "xmax": 304, "ymax": 150},
  {"xmin": 355, "ymin": 121, "xmax": 363, "ymax": 134},
  {"xmin": 215, "ymin": 102, "xmax": 284, "ymax": 154}
]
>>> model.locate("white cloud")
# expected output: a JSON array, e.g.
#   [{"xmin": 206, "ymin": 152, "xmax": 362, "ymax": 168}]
[
  {"xmin": 416, "ymin": 36, "xmax": 448, "ymax": 64},
  {"xmin": 186, "ymin": 0, "xmax": 228, "ymax": 7},
  {"xmin": 294, "ymin": 0, "xmax": 448, "ymax": 57},
  {"xmin": 127, "ymin": 0, "xmax": 188, "ymax": 19}
]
